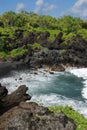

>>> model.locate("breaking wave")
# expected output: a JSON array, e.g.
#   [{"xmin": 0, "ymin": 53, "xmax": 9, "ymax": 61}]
[{"xmin": 0, "ymin": 68, "xmax": 87, "ymax": 117}]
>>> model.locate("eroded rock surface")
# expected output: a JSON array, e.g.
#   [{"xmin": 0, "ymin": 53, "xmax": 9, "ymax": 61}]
[
  {"xmin": 0, "ymin": 102, "xmax": 76, "ymax": 130},
  {"xmin": 0, "ymin": 84, "xmax": 31, "ymax": 115}
]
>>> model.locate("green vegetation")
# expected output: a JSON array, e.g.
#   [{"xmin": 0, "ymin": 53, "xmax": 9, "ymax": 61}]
[
  {"xmin": 77, "ymin": 29, "xmax": 87, "ymax": 39},
  {"xmin": 0, "ymin": 11, "xmax": 87, "ymax": 129},
  {"xmin": 10, "ymin": 47, "xmax": 27, "ymax": 58},
  {"xmin": 49, "ymin": 106, "xmax": 87, "ymax": 130},
  {"xmin": 0, "ymin": 11, "xmax": 87, "ymax": 60},
  {"xmin": 0, "ymin": 51, "xmax": 8, "ymax": 60},
  {"xmin": 28, "ymin": 43, "xmax": 48, "ymax": 51},
  {"xmin": 60, "ymin": 49, "xmax": 66, "ymax": 54}
]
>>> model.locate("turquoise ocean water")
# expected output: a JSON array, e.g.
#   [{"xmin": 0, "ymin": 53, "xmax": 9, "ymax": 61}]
[{"xmin": 0, "ymin": 68, "xmax": 87, "ymax": 117}]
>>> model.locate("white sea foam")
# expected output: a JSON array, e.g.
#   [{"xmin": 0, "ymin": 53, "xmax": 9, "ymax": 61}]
[
  {"xmin": 0, "ymin": 69, "xmax": 55, "ymax": 93},
  {"xmin": 31, "ymin": 94, "xmax": 87, "ymax": 117},
  {"xmin": 0, "ymin": 68, "xmax": 87, "ymax": 117},
  {"xmin": 66, "ymin": 68, "xmax": 87, "ymax": 99}
]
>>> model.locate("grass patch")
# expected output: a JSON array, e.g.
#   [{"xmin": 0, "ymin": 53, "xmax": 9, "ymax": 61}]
[{"xmin": 49, "ymin": 106, "xmax": 87, "ymax": 130}]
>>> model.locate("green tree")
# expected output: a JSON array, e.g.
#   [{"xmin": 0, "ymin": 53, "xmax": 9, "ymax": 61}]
[
  {"xmin": 57, "ymin": 16, "xmax": 82, "ymax": 34},
  {"xmin": 1, "ymin": 11, "xmax": 16, "ymax": 27}
]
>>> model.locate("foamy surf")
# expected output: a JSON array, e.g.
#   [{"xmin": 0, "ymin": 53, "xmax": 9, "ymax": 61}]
[
  {"xmin": 0, "ymin": 69, "xmax": 56, "ymax": 93},
  {"xmin": 31, "ymin": 94, "xmax": 87, "ymax": 117},
  {"xmin": 0, "ymin": 68, "xmax": 87, "ymax": 117},
  {"xmin": 66, "ymin": 68, "xmax": 87, "ymax": 99}
]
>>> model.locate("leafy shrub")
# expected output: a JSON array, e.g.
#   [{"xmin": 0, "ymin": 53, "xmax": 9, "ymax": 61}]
[
  {"xmin": 77, "ymin": 29, "xmax": 87, "ymax": 39},
  {"xmin": 10, "ymin": 47, "xmax": 27, "ymax": 58},
  {"xmin": 0, "ymin": 39, "xmax": 5, "ymax": 51},
  {"xmin": 62, "ymin": 33, "xmax": 76, "ymax": 45},
  {"xmin": 0, "ymin": 51, "xmax": 8, "ymax": 60},
  {"xmin": 63, "ymin": 33, "xmax": 76, "ymax": 41},
  {"xmin": 48, "ymin": 29, "xmax": 60, "ymax": 41},
  {"xmin": 0, "ymin": 27, "xmax": 15, "ymax": 38}
]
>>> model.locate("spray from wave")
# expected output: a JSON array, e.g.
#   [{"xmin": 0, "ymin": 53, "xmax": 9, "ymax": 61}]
[{"xmin": 66, "ymin": 68, "xmax": 87, "ymax": 99}]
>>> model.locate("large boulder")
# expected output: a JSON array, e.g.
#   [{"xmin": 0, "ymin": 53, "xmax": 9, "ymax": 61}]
[
  {"xmin": 0, "ymin": 102, "xmax": 76, "ymax": 130},
  {"xmin": 0, "ymin": 85, "xmax": 31, "ymax": 115},
  {"xmin": 54, "ymin": 32, "xmax": 63, "ymax": 43}
]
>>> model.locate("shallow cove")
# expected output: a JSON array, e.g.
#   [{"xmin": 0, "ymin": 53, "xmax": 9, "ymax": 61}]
[
  {"xmin": 0, "ymin": 68, "xmax": 87, "ymax": 117},
  {"xmin": 31, "ymin": 72, "xmax": 84, "ymax": 101}
]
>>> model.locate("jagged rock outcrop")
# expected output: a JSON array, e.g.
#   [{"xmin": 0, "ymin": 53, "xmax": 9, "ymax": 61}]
[
  {"xmin": 23, "ymin": 32, "xmax": 37, "ymax": 44},
  {"xmin": 29, "ymin": 50, "xmax": 64, "ymax": 68},
  {"xmin": 48, "ymin": 32, "xmax": 63, "ymax": 49},
  {"xmin": 0, "ymin": 84, "xmax": 31, "ymax": 115},
  {"xmin": 37, "ymin": 31, "xmax": 51, "ymax": 47},
  {"xmin": 28, "ymin": 34, "xmax": 87, "ymax": 68},
  {"xmin": 0, "ymin": 102, "xmax": 76, "ymax": 130}
]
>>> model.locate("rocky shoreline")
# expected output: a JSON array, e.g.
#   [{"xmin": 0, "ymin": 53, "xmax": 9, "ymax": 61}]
[
  {"xmin": 0, "ymin": 31, "xmax": 87, "ymax": 78},
  {"xmin": 0, "ymin": 83, "xmax": 76, "ymax": 130},
  {"xmin": 0, "ymin": 32, "xmax": 87, "ymax": 130},
  {"xmin": 0, "ymin": 12, "xmax": 87, "ymax": 130},
  {"xmin": 0, "ymin": 61, "xmax": 86, "ymax": 78}
]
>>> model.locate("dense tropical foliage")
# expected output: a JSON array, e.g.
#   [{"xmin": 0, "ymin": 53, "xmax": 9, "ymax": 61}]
[{"xmin": 0, "ymin": 11, "xmax": 87, "ymax": 60}]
